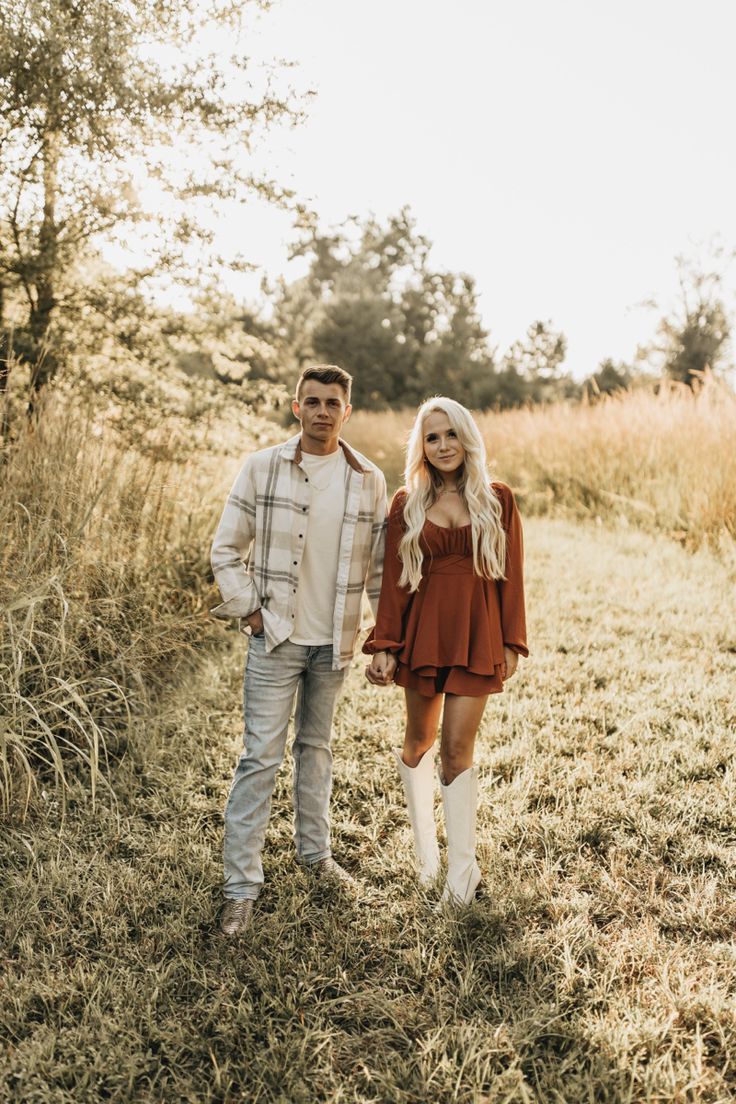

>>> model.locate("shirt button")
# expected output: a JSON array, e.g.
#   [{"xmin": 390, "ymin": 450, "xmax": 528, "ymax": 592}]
[
  {"xmin": 299, "ymin": 534, "xmax": 303, "ymax": 538},
  {"xmin": 305, "ymin": 477, "xmax": 309, "ymax": 482},
  {"xmin": 293, "ymin": 561, "xmax": 297, "ymax": 565},
  {"xmin": 302, "ymin": 506, "xmax": 307, "ymax": 512}
]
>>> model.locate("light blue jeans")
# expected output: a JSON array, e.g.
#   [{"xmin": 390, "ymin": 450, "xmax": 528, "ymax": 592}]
[{"xmin": 223, "ymin": 635, "xmax": 347, "ymax": 900}]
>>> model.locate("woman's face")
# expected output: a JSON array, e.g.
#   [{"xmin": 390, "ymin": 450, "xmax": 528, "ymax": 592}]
[{"xmin": 422, "ymin": 410, "xmax": 465, "ymax": 477}]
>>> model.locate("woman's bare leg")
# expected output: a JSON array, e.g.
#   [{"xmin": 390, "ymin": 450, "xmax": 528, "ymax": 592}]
[
  {"xmin": 439, "ymin": 694, "xmax": 488, "ymax": 783},
  {"xmin": 402, "ymin": 687, "xmax": 443, "ymax": 766}
]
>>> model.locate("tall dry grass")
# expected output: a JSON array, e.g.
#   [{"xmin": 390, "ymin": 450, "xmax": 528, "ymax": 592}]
[
  {"xmin": 344, "ymin": 378, "xmax": 736, "ymax": 549},
  {"xmin": 0, "ymin": 401, "xmax": 238, "ymax": 818}
]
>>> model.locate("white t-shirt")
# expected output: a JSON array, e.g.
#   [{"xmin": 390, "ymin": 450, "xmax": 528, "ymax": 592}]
[{"xmin": 290, "ymin": 449, "xmax": 347, "ymax": 646}]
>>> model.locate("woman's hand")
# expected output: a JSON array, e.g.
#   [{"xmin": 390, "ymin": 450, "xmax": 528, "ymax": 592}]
[
  {"xmin": 365, "ymin": 650, "xmax": 397, "ymax": 686},
  {"xmin": 502, "ymin": 646, "xmax": 519, "ymax": 681}
]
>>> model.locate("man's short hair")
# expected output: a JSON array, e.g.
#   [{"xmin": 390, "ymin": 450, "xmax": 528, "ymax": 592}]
[{"xmin": 296, "ymin": 364, "xmax": 353, "ymax": 403}]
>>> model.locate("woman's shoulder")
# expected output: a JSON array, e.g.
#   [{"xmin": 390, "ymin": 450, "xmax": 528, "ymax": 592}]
[
  {"xmin": 390, "ymin": 486, "xmax": 409, "ymax": 511},
  {"xmin": 490, "ymin": 481, "xmax": 520, "ymax": 525},
  {"xmin": 387, "ymin": 487, "xmax": 409, "ymax": 530},
  {"xmin": 490, "ymin": 480, "xmax": 514, "ymax": 502}
]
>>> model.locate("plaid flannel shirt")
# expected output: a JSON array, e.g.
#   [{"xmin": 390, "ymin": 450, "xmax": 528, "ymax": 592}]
[{"xmin": 210, "ymin": 433, "xmax": 387, "ymax": 670}]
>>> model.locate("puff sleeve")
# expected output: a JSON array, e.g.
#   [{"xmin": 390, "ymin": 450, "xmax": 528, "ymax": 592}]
[
  {"xmin": 362, "ymin": 489, "xmax": 412, "ymax": 654},
  {"xmin": 495, "ymin": 482, "xmax": 528, "ymax": 658}
]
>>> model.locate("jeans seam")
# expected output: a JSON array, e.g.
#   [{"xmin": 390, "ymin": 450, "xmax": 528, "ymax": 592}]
[{"xmin": 293, "ymin": 672, "xmax": 307, "ymax": 857}]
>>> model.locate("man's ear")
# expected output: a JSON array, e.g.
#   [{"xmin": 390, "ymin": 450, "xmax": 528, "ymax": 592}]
[
  {"xmin": 343, "ymin": 403, "xmax": 352, "ymax": 423},
  {"xmin": 291, "ymin": 397, "xmax": 301, "ymax": 421}
]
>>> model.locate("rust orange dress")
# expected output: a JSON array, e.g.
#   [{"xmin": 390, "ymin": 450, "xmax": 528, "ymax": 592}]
[{"xmin": 364, "ymin": 483, "xmax": 528, "ymax": 697}]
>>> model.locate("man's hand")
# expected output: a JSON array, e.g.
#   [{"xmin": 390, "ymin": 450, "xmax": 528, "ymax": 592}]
[
  {"xmin": 502, "ymin": 646, "xmax": 519, "ymax": 681},
  {"xmin": 365, "ymin": 650, "xmax": 397, "ymax": 686},
  {"xmin": 246, "ymin": 609, "xmax": 264, "ymax": 637}
]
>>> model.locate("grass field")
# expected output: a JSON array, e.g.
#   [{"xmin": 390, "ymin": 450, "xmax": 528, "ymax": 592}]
[{"xmin": 4, "ymin": 515, "xmax": 736, "ymax": 1102}]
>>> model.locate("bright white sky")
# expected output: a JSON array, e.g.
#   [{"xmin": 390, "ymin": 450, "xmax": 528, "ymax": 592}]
[{"xmin": 212, "ymin": 0, "xmax": 736, "ymax": 378}]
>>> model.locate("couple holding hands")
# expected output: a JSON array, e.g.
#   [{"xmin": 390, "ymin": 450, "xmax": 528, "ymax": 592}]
[{"xmin": 211, "ymin": 364, "xmax": 527, "ymax": 936}]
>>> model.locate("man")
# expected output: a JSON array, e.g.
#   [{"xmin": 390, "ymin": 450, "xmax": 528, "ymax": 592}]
[{"xmin": 211, "ymin": 364, "xmax": 387, "ymax": 936}]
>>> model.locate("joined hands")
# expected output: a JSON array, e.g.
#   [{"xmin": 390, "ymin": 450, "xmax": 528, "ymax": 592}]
[{"xmin": 365, "ymin": 650, "xmax": 397, "ymax": 686}]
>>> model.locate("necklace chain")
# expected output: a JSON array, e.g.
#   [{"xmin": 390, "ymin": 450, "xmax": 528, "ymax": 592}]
[{"xmin": 303, "ymin": 452, "xmax": 341, "ymax": 492}]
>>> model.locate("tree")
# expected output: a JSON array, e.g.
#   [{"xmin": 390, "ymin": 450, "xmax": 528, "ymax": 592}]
[
  {"xmin": 0, "ymin": 0, "xmax": 302, "ymax": 404},
  {"xmin": 313, "ymin": 297, "xmax": 416, "ymax": 408},
  {"xmin": 501, "ymin": 320, "xmax": 574, "ymax": 404},
  {"xmin": 585, "ymin": 358, "xmax": 633, "ymax": 397},
  {"xmin": 491, "ymin": 362, "xmax": 527, "ymax": 408},
  {"xmin": 656, "ymin": 253, "xmax": 731, "ymax": 388},
  {"xmin": 266, "ymin": 209, "xmax": 499, "ymax": 409},
  {"xmin": 400, "ymin": 271, "xmax": 498, "ymax": 406}
]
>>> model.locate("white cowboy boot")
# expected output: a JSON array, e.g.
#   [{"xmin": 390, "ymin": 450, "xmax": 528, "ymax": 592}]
[
  {"xmin": 393, "ymin": 748, "xmax": 441, "ymax": 885},
  {"xmin": 439, "ymin": 765, "xmax": 481, "ymax": 906}
]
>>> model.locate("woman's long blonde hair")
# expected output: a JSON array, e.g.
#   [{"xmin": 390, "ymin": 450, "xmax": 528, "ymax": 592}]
[{"xmin": 398, "ymin": 397, "xmax": 506, "ymax": 592}]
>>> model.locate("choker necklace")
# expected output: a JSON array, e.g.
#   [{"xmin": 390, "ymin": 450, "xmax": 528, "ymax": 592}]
[{"xmin": 436, "ymin": 487, "xmax": 460, "ymax": 497}]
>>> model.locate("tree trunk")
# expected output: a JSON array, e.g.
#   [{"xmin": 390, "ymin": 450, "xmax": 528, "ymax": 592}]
[
  {"xmin": 0, "ymin": 279, "xmax": 9, "ymax": 443},
  {"xmin": 28, "ymin": 130, "xmax": 60, "ymax": 407}
]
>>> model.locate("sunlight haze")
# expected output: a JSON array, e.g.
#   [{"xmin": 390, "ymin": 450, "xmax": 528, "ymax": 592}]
[{"xmin": 227, "ymin": 0, "xmax": 736, "ymax": 378}]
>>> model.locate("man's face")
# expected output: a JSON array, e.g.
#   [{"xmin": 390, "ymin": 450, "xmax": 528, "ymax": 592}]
[{"xmin": 292, "ymin": 381, "xmax": 352, "ymax": 452}]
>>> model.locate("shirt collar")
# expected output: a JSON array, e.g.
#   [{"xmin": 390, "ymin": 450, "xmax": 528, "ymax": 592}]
[{"xmin": 281, "ymin": 433, "xmax": 368, "ymax": 474}]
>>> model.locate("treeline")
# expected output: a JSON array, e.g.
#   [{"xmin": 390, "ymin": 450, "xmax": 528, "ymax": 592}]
[
  {"xmin": 241, "ymin": 210, "xmax": 578, "ymax": 410},
  {"xmin": 237, "ymin": 212, "xmax": 734, "ymax": 409}
]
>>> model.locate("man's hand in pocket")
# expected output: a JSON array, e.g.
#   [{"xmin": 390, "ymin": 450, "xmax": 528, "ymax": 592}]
[{"xmin": 246, "ymin": 610, "xmax": 264, "ymax": 636}]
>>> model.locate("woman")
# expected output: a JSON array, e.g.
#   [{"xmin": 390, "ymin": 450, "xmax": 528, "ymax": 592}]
[{"xmin": 364, "ymin": 397, "xmax": 527, "ymax": 907}]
